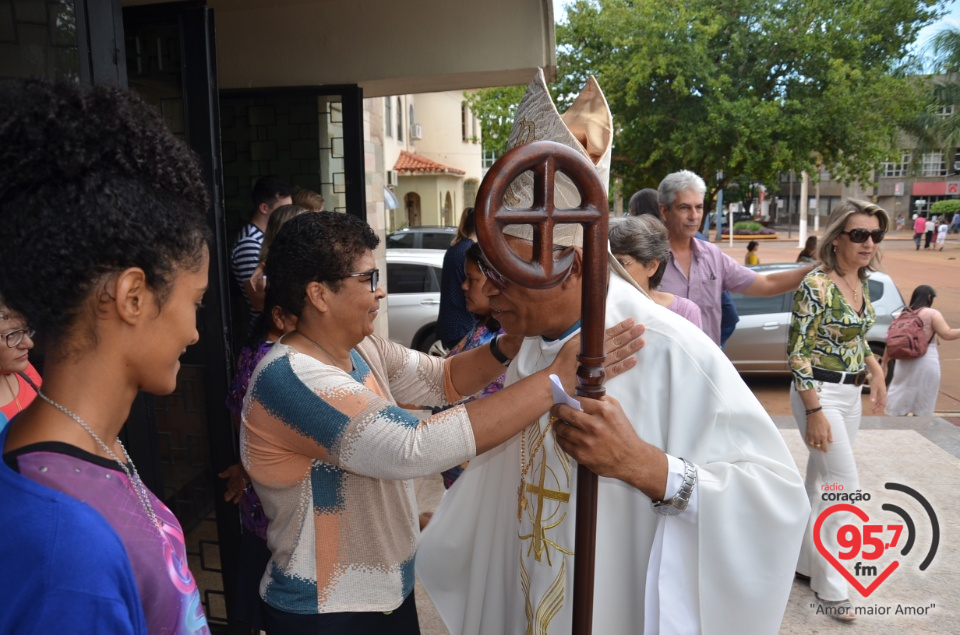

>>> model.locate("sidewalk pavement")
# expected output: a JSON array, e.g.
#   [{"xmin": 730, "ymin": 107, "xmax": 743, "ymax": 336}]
[{"xmin": 414, "ymin": 413, "xmax": 960, "ymax": 634}]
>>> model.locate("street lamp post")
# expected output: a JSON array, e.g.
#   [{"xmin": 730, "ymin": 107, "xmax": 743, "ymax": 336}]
[{"xmin": 714, "ymin": 170, "xmax": 724, "ymax": 241}]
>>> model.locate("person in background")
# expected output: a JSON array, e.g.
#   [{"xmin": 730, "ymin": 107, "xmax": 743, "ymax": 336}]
[
  {"xmin": 884, "ymin": 285, "xmax": 960, "ymax": 416},
  {"xmin": 924, "ymin": 214, "xmax": 935, "ymax": 249},
  {"xmin": 913, "ymin": 213, "xmax": 926, "ymax": 250},
  {"xmin": 0, "ymin": 302, "xmax": 41, "ymax": 425},
  {"xmin": 232, "ymin": 176, "xmax": 293, "ymax": 322},
  {"xmin": 658, "ymin": 170, "xmax": 814, "ymax": 346},
  {"xmin": 797, "ymin": 235, "xmax": 818, "ymax": 263},
  {"xmin": 936, "ymin": 218, "xmax": 948, "ymax": 251},
  {"xmin": 951, "ymin": 212, "xmax": 960, "ymax": 234},
  {"xmin": 435, "ymin": 243, "xmax": 507, "ymax": 488},
  {"xmin": 788, "ymin": 199, "xmax": 888, "ymax": 622},
  {"xmin": 247, "ymin": 204, "xmax": 310, "ymax": 305},
  {"xmin": 292, "ymin": 187, "xmax": 325, "ymax": 211},
  {"xmin": 610, "ymin": 215, "xmax": 703, "ymax": 328},
  {"xmin": 745, "ymin": 239, "xmax": 760, "ymax": 265},
  {"xmin": 437, "ymin": 207, "xmax": 477, "ymax": 350},
  {"xmin": 221, "ymin": 285, "xmax": 297, "ymax": 634},
  {"xmin": 0, "ymin": 79, "xmax": 210, "ymax": 633},
  {"xmin": 628, "ymin": 188, "xmax": 660, "ymax": 217}
]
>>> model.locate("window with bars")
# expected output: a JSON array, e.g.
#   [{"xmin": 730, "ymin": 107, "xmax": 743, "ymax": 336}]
[
  {"xmin": 921, "ymin": 151, "xmax": 946, "ymax": 176},
  {"xmin": 385, "ymin": 97, "xmax": 392, "ymax": 138},
  {"xmin": 881, "ymin": 152, "xmax": 911, "ymax": 177}
]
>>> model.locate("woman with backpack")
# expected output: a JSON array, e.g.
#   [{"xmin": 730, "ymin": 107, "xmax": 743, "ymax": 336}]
[{"xmin": 885, "ymin": 285, "xmax": 960, "ymax": 416}]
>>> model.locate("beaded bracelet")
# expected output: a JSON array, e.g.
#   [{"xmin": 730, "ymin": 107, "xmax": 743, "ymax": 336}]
[{"xmin": 805, "ymin": 406, "xmax": 823, "ymax": 416}]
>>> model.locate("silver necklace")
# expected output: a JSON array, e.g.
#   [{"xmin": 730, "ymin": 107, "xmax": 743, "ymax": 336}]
[
  {"xmin": 298, "ymin": 331, "xmax": 347, "ymax": 369},
  {"xmin": 36, "ymin": 390, "xmax": 162, "ymax": 532}
]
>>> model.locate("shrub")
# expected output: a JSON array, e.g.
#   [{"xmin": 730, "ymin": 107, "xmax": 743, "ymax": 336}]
[{"xmin": 931, "ymin": 200, "xmax": 960, "ymax": 216}]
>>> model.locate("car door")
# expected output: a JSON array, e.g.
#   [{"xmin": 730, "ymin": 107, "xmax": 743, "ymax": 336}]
[
  {"xmin": 386, "ymin": 259, "xmax": 442, "ymax": 349},
  {"xmin": 723, "ymin": 291, "xmax": 793, "ymax": 373}
]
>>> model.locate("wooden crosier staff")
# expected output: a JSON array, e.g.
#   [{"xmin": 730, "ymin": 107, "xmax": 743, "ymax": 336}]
[{"xmin": 474, "ymin": 139, "xmax": 608, "ymax": 635}]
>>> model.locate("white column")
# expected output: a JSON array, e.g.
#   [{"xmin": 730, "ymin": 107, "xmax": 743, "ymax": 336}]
[{"xmin": 798, "ymin": 171, "xmax": 809, "ymax": 247}]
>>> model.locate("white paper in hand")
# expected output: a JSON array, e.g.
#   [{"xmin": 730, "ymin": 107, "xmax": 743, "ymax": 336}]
[{"xmin": 549, "ymin": 374, "xmax": 583, "ymax": 412}]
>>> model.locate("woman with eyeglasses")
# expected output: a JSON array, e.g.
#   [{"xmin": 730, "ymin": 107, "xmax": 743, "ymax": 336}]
[
  {"xmin": 0, "ymin": 302, "xmax": 41, "ymax": 425},
  {"xmin": 884, "ymin": 285, "xmax": 960, "ymax": 417},
  {"xmin": 240, "ymin": 211, "xmax": 644, "ymax": 635},
  {"xmin": 608, "ymin": 215, "xmax": 703, "ymax": 328},
  {"xmin": 787, "ymin": 199, "xmax": 888, "ymax": 622}
]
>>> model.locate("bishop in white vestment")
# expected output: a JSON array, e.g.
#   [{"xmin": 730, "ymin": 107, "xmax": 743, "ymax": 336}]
[
  {"xmin": 416, "ymin": 67, "xmax": 808, "ymax": 635},
  {"xmin": 417, "ymin": 264, "xmax": 809, "ymax": 634}
]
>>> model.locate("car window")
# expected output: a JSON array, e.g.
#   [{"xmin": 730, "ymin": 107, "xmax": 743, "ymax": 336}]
[
  {"xmin": 867, "ymin": 279, "xmax": 883, "ymax": 302},
  {"xmin": 387, "ymin": 263, "xmax": 441, "ymax": 293},
  {"xmin": 730, "ymin": 292, "xmax": 791, "ymax": 316},
  {"xmin": 422, "ymin": 232, "xmax": 455, "ymax": 250},
  {"xmin": 387, "ymin": 232, "xmax": 415, "ymax": 249}
]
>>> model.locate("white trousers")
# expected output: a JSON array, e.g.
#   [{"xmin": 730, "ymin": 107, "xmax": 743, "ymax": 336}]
[{"xmin": 791, "ymin": 381, "xmax": 862, "ymax": 601}]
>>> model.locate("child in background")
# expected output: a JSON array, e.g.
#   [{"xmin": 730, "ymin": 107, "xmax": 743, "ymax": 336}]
[{"xmin": 745, "ymin": 240, "xmax": 760, "ymax": 265}]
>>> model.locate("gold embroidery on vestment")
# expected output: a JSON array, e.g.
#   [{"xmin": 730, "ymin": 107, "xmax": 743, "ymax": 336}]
[{"xmin": 518, "ymin": 417, "xmax": 573, "ymax": 565}]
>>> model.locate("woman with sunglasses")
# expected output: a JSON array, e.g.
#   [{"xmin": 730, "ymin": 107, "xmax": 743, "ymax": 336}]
[
  {"xmin": 0, "ymin": 302, "xmax": 40, "ymax": 425},
  {"xmin": 241, "ymin": 212, "xmax": 644, "ymax": 635},
  {"xmin": 787, "ymin": 199, "xmax": 888, "ymax": 622}
]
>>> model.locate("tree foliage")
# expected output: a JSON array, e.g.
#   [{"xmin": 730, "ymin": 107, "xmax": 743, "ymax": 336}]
[
  {"xmin": 902, "ymin": 26, "xmax": 960, "ymax": 169},
  {"xmin": 470, "ymin": 0, "xmax": 942, "ymax": 198}
]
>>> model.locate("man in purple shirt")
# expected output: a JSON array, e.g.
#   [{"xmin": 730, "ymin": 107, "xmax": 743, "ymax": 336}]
[{"xmin": 657, "ymin": 170, "xmax": 814, "ymax": 345}]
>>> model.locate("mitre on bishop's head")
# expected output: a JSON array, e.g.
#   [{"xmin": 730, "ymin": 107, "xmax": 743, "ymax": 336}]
[{"xmin": 500, "ymin": 67, "xmax": 613, "ymax": 248}]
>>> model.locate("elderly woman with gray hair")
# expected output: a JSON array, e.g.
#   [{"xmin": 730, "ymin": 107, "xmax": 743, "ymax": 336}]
[{"xmin": 610, "ymin": 215, "xmax": 703, "ymax": 328}]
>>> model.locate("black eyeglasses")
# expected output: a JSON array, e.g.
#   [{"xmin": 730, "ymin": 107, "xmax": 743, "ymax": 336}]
[
  {"xmin": 840, "ymin": 228, "xmax": 885, "ymax": 244},
  {"xmin": 476, "ymin": 258, "xmax": 508, "ymax": 289},
  {"xmin": 337, "ymin": 268, "xmax": 379, "ymax": 292},
  {"xmin": 3, "ymin": 327, "xmax": 34, "ymax": 348}
]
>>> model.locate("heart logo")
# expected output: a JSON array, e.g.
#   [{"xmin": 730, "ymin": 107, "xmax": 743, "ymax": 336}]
[{"xmin": 814, "ymin": 503, "xmax": 899, "ymax": 597}]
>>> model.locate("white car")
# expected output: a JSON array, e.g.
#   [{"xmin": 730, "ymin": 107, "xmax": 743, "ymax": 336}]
[{"xmin": 385, "ymin": 248, "xmax": 447, "ymax": 355}]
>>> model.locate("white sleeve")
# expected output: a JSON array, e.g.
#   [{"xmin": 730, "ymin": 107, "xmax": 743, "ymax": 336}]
[{"xmin": 644, "ymin": 454, "xmax": 708, "ymax": 635}]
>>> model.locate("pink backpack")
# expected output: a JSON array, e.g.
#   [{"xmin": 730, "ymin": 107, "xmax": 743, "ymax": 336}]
[{"xmin": 885, "ymin": 308, "xmax": 934, "ymax": 360}]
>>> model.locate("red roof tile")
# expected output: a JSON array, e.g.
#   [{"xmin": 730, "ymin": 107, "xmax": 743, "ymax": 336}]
[{"xmin": 393, "ymin": 150, "xmax": 465, "ymax": 175}]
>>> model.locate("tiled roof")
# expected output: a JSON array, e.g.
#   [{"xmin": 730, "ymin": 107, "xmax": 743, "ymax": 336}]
[{"xmin": 393, "ymin": 150, "xmax": 466, "ymax": 175}]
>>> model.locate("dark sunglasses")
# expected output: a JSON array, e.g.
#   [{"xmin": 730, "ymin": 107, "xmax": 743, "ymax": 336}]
[
  {"xmin": 840, "ymin": 228, "xmax": 885, "ymax": 244},
  {"xmin": 336, "ymin": 268, "xmax": 379, "ymax": 292},
  {"xmin": 476, "ymin": 258, "xmax": 508, "ymax": 289}
]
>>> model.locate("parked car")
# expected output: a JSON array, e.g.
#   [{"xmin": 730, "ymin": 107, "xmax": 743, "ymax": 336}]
[
  {"xmin": 385, "ymin": 248, "xmax": 448, "ymax": 356},
  {"xmin": 723, "ymin": 263, "xmax": 906, "ymax": 382},
  {"xmin": 386, "ymin": 226, "xmax": 457, "ymax": 250}
]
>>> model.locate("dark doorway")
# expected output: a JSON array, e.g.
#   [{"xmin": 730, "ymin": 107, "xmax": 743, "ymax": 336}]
[{"xmin": 123, "ymin": 3, "xmax": 238, "ymax": 630}]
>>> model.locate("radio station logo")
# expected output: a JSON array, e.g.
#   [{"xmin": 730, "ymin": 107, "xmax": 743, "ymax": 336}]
[{"xmin": 814, "ymin": 482, "xmax": 939, "ymax": 598}]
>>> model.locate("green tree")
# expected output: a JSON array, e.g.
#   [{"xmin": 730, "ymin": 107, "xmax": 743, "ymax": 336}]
[
  {"xmin": 470, "ymin": 0, "xmax": 941, "ymax": 198},
  {"xmin": 901, "ymin": 26, "xmax": 960, "ymax": 170},
  {"xmin": 465, "ymin": 85, "xmax": 527, "ymax": 159}
]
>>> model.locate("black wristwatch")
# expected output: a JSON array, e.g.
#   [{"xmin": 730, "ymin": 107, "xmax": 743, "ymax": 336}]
[{"xmin": 489, "ymin": 334, "xmax": 512, "ymax": 366}]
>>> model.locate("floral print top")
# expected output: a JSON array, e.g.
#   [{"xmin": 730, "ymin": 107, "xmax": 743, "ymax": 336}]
[{"xmin": 788, "ymin": 268, "xmax": 875, "ymax": 391}]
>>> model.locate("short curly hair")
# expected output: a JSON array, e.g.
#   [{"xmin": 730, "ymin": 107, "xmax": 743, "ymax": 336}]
[
  {"xmin": 265, "ymin": 212, "xmax": 379, "ymax": 317},
  {"xmin": 0, "ymin": 80, "xmax": 211, "ymax": 343}
]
